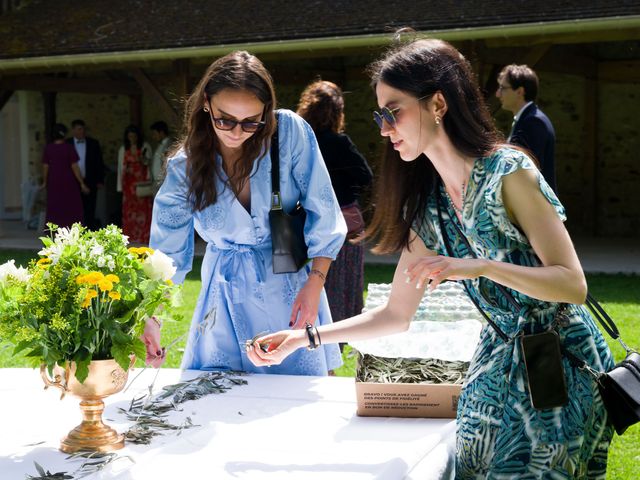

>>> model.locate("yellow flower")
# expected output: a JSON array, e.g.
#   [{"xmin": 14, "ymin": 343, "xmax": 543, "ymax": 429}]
[
  {"xmin": 105, "ymin": 274, "xmax": 120, "ymax": 284},
  {"xmin": 86, "ymin": 289, "xmax": 98, "ymax": 299},
  {"xmin": 51, "ymin": 314, "xmax": 70, "ymax": 332},
  {"xmin": 15, "ymin": 326, "xmax": 38, "ymax": 341},
  {"xmin": 37, "ymin": 258, "xmax": 52, "ymax": 269},
  {"xmin": 166, "ymin": 279, "xmax": 174, "ymax": 286},
  {"xmin": 81, "ymin": 297, "xmax": 91, "ymax": 308},
  {"xmin": 84, "ymin": 271, "xmax": 104, "ymax": 285},
  {"xmin": 98, "ymin": 279, "xmax": 114, "ymax": 292},
  {"xmin": 108, "ymin": 291, "xmax": 121, "ymax": 300},
  {"xmin": 76, "ymin": 274, "xmax": 87, "ymax": 284},
  {"xmin": 128, "ymin": 246, "xmax": 154, "ymax": 257}
]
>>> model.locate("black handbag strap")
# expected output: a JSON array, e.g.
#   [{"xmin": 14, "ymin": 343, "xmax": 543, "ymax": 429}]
[
  {"xmin": 269, "ymin": 116, "xmax": 282, "ymax": 211},
  {"xmin": 435, "ymin": 191, "xmax": 512, "ymax": 343}
]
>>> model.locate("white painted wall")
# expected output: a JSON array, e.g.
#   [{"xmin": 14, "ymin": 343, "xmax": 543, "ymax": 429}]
[{"xmin": 0, "ymin": 92, "xmax": 27, "ymax": 220}]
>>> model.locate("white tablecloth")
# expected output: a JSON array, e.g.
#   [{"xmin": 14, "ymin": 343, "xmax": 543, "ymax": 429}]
[{"xmin": 0, "ymin": 368, "xmax": 455, "ymax": 479}]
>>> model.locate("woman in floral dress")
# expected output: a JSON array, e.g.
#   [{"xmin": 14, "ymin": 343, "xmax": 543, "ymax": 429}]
[
  {"xmin": 117, "ymin": 125, "xmax": 152, "ymax": 244},
  {"xmin": 249, "ymin": 38, "xmax": 614, "ymax": 479}
]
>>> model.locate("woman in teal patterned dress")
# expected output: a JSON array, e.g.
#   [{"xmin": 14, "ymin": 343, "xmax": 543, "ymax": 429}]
[{"xmin": 248, "ymin": 38, "xmax": 614, "ymax": 478}]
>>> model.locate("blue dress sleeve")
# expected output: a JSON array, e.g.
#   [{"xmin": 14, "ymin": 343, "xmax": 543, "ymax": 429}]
[
  {"xmin": 281, "ymin": 110, "xmax": 347, "ymax": 259},
  {"xmin": 149, "ymin": 152, "xmax": 195, "ymax": 284}
]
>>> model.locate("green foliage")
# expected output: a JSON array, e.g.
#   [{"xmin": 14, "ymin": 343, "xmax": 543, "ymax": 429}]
[{"xmin": 0, "ymin": 224, "xmax": 181, "ymax": 383}]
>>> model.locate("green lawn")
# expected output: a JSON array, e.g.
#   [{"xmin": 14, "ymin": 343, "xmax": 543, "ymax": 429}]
[{"xmin": 1, "ymin": 250, "xmax": 638, "ymax": 478}]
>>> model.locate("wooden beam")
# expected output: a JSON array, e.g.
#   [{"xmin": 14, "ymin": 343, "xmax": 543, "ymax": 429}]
[
  {"xmin": 129, "ymin": 95, "xmax": 142, "ymax": 128},
  {"xmin": 42, "ymin": 92, "xmax": 56, "ymax": 144},
  {"xmin": 130, "ymin": 67, "xmax": 179, "ymax": 124},
  {"xmin": 483, "ymin": 47, "xmax": 597, "ymax": 77},
  {"xmin": 484, "ymin": 27, "xmax": 640, "ymax": 48},
  {"xmin": 0, "ymin": 90, "xmax": 14, "ymax": 111},
  {"xmin": 0, "ymin": 75, "xmax": 140, "ymax": 95},
  {"xmin": 522, "ymin": 44, "xmax": 552, "ymax": 67},
  {"xmin": 598, "ymin": 60, "xmax": 640, "ymax": 83},
  {"xmin": 173, "ymin": 59, "xmax": 191, "ymax": 101}
]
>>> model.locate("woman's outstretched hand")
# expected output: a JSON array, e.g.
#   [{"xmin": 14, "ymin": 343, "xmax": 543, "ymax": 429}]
[
  {"xmin": 140, "ymin": 316, "xmax": 166, "ymax": 368},
  {"xmin": 246, "ymin": 329, "xmax": 307, "ymax": 367},
  {"xmin": 404, "ymin": 256, "xmax": 486, "ymax": 291}
]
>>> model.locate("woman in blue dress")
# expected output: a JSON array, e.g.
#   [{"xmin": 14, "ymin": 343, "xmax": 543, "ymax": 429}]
[
  {"xmin": 249, "ymin": 39, "xmax": 614, "ymax": 478},
  {"xmin": 147, "ymin": 51, "xmax": 345, "ymax": 375}
]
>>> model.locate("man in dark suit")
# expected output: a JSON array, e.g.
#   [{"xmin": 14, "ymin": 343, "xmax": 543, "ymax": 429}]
[
  {"xmin": 67, "ymin": 119, "xmax": 105, "ymax": 229},
  {"xmin": 496, "ymin": 65, "xmax": 557, "ymax": 193}
]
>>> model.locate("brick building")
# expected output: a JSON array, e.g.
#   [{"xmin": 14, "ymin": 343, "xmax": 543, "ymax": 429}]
[{"xmin": 1, "ymin": 0, "xmax": 639, "ymax": 237}]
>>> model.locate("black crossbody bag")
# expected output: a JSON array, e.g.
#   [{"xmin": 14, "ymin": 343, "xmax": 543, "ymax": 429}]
[
  {"xmin": 268, "ymin": 120, "xmax": 309, "ymax": 274},
  {"xmin": 436, "ymin": 190, "xmax": 640, "ymax": 433}
]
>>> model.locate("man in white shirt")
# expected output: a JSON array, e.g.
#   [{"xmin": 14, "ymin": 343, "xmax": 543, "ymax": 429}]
[
  {"xmin": 496, "ymin": 65, "xmax": 557, "ymax": 193},
  {"xmin": 67, "ymin": 119, "xmax": 104, "ymax": 228}
]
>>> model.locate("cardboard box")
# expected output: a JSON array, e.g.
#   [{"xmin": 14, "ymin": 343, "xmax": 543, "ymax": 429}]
[{"xmin": 355, "ymin": 380, "xmax": 462, "ymax": 418}]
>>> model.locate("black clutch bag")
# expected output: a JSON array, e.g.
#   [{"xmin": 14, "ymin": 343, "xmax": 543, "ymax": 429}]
[
  {"xmin": 584, "ymin": 298, "xmax": 640, "ymax": 435},
  {"xmin": 268, "ymin": 120, "xmax": 308, "ymax": 274}
]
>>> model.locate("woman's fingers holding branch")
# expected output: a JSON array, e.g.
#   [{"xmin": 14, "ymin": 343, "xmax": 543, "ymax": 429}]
[{"xmin": 246, "ymin": 330, "xmax": 305, "ymax": 367}]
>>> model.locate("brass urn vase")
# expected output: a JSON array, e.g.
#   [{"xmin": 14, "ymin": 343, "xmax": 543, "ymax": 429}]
[{"xmin": 41, "ymin": 357, "xmax": 134, "ymax": 453}]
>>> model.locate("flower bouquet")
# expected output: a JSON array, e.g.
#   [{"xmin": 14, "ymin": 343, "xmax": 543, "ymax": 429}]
[
  {"xmin": 0, "ymin": 223, "xmax": 181, "ymax": 452},
  {"xmin": 0, "ymin": 223, "xmax": 180, "ymax": 382}
]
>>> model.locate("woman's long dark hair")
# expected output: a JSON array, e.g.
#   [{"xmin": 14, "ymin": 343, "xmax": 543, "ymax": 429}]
[
  {"xmin": 176, "ymin": 51, "xmax": 277, "ymax": 211},
  {"xmin": 365, "ymin": 38, "xmax": 501, "ymax": 254},
  {"xmin": 296, "ymin": 80, "xmax": 345, "ymax": 133}
]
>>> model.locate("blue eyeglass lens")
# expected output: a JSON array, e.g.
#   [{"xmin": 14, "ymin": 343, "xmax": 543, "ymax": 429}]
[
  {"xmin": 373, "ymin": 112, "xmax": 383, "ymax": 128},
  {"xmin": 373, "ymin": 108, "xmax": 396, "ymax": 128}
]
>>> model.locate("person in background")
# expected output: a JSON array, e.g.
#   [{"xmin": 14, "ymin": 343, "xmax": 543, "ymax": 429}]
[
  {"xmin": 496, "ymin": 64, "xmax": 557, "ymax": 192},
  {"xmin": 144, "ymin": 51, "xmax": 345, "ymax": 375},
  {"xmin": 249, "ymin": 38, "xmax": 613, "ymax": 478},
  {"xmin": 149, "ymin": 120, "xmax": 172, "ymax": 194},
  {"xmin": 297, "ymin": 80, "xmax": 372, "ymax": 330},
  {"xmin": 67, "ymin": 119, "xmax": 105, "ymax": 229},
  {"xmin": 41, "ymin": 123, "xmax": 89, "ymax": 229},
  {"xmin": 116, "ymin": 125, "xmax": 152, "ymax": 244}
]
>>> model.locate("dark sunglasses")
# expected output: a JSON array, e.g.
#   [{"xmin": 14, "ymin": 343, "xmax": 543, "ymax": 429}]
[
  {"xmin": 205, "ymin": 97, "xmax": 266, "ymax": 133},
  {"xmin": 210, "ymin": 116, "xmax": 265, "ymax": 133},
  {"xmin": 372, "ymin": 107, "xmax": 400, "ymax": 129},
  {"xmin": 372, "ymin": 94, "xmax": 432, "ymax": 129}
]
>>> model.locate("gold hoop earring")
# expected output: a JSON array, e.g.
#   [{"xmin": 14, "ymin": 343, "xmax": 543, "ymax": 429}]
[
  {"xmin": 203, "ymin": 106, "xmax": 210, "ymax": 113},
  {"xmin": 435, "ymin": 116, "xmax": 441, "ymax": 126}
]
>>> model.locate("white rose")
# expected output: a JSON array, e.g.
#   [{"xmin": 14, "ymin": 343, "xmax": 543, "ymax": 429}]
[
  {"xmin": 12, "ymin": 265, "xmax": 30, "ymax": 283},
  {"xmin": 0, "ymin": 260, "xmax": 30, "ymax": 285},
  {"xmin": 142, "ymin": 250, "xmax": 176, "ymax": 282},
  {"xmin": 0, "ymin": 260, "xmax": 16, "ymax": 285}
]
